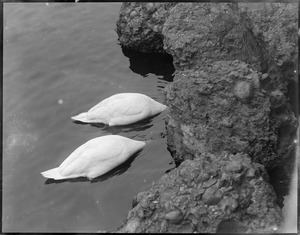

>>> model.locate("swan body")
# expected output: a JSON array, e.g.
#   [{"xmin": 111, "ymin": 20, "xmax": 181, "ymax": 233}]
[
  {"xmin": 41, "ymin": 135, "xmax": 145, "ymax": 180},
  {"xmin": 71, "ymin": 93, "xmax": 167, "ymax": 126}
]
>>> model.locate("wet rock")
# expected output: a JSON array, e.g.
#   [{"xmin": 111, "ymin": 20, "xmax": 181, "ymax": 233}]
[
  {"xmin": 117, "ymin": 152, "xmax": 282, "ymax": 233},
  {"xmin": 116, "ymin": 2, "xmax": 177, "ymax": 53}
]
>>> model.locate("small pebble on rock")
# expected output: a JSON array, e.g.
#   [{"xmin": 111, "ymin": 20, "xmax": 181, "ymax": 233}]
[
  {"xmin": 165, "ymin": 210, "xmax": 184, "ymax": 224},
  {"xmin": 234, "ymin": 81, "xmax": 253, "ymax": 102},
  {"xmin": 130, "ymin": 10, "xmax": 137, "ymax": 18},
  {"xmin": 225, "ymin": 161, "xmax": 243, "ymax": 173}
]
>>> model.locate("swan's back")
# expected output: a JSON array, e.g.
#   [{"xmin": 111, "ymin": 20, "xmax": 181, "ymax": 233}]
[
  {"xmin": 72, "ymin": 93, "xmax": 167, "ymax": 125},
  {"xmin": 41, "ymin": 135, "xmax": 145, "ymax": 180}
]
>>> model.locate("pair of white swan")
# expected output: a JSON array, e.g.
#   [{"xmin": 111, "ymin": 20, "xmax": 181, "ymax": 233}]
[{"xmin": 41, "ymin": 93, "xmax": 167, "ymax": 180}]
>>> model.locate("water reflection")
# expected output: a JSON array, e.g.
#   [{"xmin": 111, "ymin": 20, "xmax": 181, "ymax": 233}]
[
  {"xmin": 44, "ymin": 150, "xmax": 142, "ymax": 185},
  {"xmin": 72, "ymin": 113, "xmax": 162, "ymax": 134},
  {"xmin": 3, "ymin": 3, "xmax": 175, "ymax": 232},
  {"xmin": 157, "ymin": 79, "xmax": 171, "ymax": 90}
]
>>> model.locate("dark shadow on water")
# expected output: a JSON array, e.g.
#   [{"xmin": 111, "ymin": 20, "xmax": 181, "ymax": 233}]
[
  {"xmin": 164, "ymin": 161, "xmax": 176, "ymax": 174},
  {"xmin": 72, "ymin": 113, "xmax": 164, "ymax": 134},
  {"xmin": 121, "ymin": 47, "xmax": 175, "ymax": 82},
  {"xmin": 102, "ymin": 114, "xmax": 158, "ymax": 135},
  {"xmin": 72, "ymin": 120, "xmax": 108, "ymax": 128},
  {"xmin": 44, "ymin": 150, "xmax": 143, "ymax": 185}
]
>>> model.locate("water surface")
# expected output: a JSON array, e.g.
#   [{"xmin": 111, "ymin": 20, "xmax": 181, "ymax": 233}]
[{"xmin": 3, "ymin": 3, "xmax": 175, "ymax": 232}]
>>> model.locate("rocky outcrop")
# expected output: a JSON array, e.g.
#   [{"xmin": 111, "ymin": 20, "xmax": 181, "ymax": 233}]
[
  {"xmin": 162, "ymin": 3, "xmax": 298, "ymax": 75},
  {"xmin": 164, "ymin": 60, "xmax": 297, "ymax": 169},
  {"xmin": 115, "ymin": 2, "xmax": 177, "ymax": 53},
  {"xmin": 247, "ymin": 3, "xmax": 298, "ymax": 72},
  {"xmin": 162, "ymin": 3, "xmax": 264, "ymax": 72},
  {"xmin": 161, "ymin": 3, "xmax": 298, "ymax": 169},
  {"xmin": 116, "ymin": 2, "xmax": 298, "ymax": 169},
  {"xmin": 118, "ymin": 152, "xmax": 282, "ymax": 233},
  {"xmin": 115, "ymin": 2, "xmax": 298, "ymax": 233}
]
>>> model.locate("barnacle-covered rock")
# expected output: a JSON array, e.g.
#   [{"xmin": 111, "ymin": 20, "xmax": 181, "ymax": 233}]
[
  {"xmin": 116, "ymin": 2, "xmax": 177, "ymax": 53},
  {"xmin": 117, "ymin": 152, "xmax": 282, "ymax": 233}
]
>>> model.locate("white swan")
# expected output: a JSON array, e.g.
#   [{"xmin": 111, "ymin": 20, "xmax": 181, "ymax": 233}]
[
  {"xmin": 71, "ymin": 93, "xmax": 167, "ymax": 126},
  {"xmin": 41, "ymin": 135, "xmax": 145, "ymax": 180}
]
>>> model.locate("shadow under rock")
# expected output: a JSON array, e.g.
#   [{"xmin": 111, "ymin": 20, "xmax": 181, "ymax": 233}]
[{"xmin": 121, "ymin": 47, "xmax": 175, "ymax": 82}]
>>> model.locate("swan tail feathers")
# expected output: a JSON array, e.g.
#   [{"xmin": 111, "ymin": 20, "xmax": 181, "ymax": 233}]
[
  {"xmin": 41, "ymin": 167, "xmax": 66, "ymax": 180},
  {"xmin": 71, "ymin": 112, "xmax": 89, "ymax": 122},
  {"xmin": 159, "ymin": 103, "xmax": 168, "ymax": 112}
]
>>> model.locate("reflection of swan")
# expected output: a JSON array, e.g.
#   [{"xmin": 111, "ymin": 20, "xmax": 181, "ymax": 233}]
[
  {"xmin": 71, "ymin": 93, "xmax": 167, "ymax": 126},
  {"xmin": 41, "ymin": 135, "xmax": 145, "ymax": 180},
  {"xmin": 73, "ymin": 113, "xmax": 156, "ymax": 134}
]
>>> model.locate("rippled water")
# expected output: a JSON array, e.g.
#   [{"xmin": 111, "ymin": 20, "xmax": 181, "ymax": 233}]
[{"xmin": 3, "ymin": 3, "xmax": 175, "ymax": 232}]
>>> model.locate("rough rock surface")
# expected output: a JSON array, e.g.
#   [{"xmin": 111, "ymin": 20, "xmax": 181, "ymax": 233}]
[
  {"xmin": 162, "ymin": 3, "xmax": 298, "ymax": 112},
  {"xmin": 164, "ymin": 60, "xmax": 297, "ymax": 169},
  {"xmin": 117, "ymin": 152, "xmax": 282, "ymax": 233},
  {"xmin": 244, "ymin": 3, "xmax": 298, "ymax": 114},
  {"xmin": 161, "ymin": 3, "xmax": 298, "ymax": 169},
  {"xmin": 162, "ymin": 3, "xmax": 267, "ymax": 72},
  {"xmin": 114, "ymin": 2, "xmax": 298, "ymax": 233},
  {"xmin": 247, "ymin": 3, "xmax": 298, "ymax": 74},
  {"xmin": 162, "ymin": 3, "xmax": 298, "ymax": 75},
  {"xmin": 115, "ymin": 2, "xmax": 177, "ymax": 53}
]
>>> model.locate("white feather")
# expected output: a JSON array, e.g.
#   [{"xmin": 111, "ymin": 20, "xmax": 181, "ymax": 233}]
[
  {"xmin": 71, "ymin": 93, "xmax": 167, "ymax": 126},
  {"xmin": 41, "ymin": 135, "xmax": 145, "ymax": 180}
]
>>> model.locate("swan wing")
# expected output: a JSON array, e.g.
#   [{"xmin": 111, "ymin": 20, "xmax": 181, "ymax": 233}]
[
  {"xmin": 41, "ymin": 135, "xmax": 145, "ymax": 180},
  {"xmin": 87, "ymin": 94, "xmax": 149, "ymax": 124},
  {"xmin": 58, "ymin": 137, "xmax": 105, "ymax": 170},
  {"xmin": 58, "ymin": 142, "xmax": 124, "ymax": 178}
]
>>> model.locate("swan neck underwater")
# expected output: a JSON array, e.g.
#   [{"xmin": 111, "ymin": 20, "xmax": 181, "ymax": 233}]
[
  {"xmin": 41, "ymin": 135, "xmax": 146, "ymax": 180},
  {"xmin": 71, "ymin": 93, "xmax": 167, "ymax": 126}
]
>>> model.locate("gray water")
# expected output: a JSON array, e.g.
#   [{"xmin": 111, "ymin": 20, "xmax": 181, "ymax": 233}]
[{"xmin": 3, "ymin": 3, "xmax": 175, "ymax": 232}]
